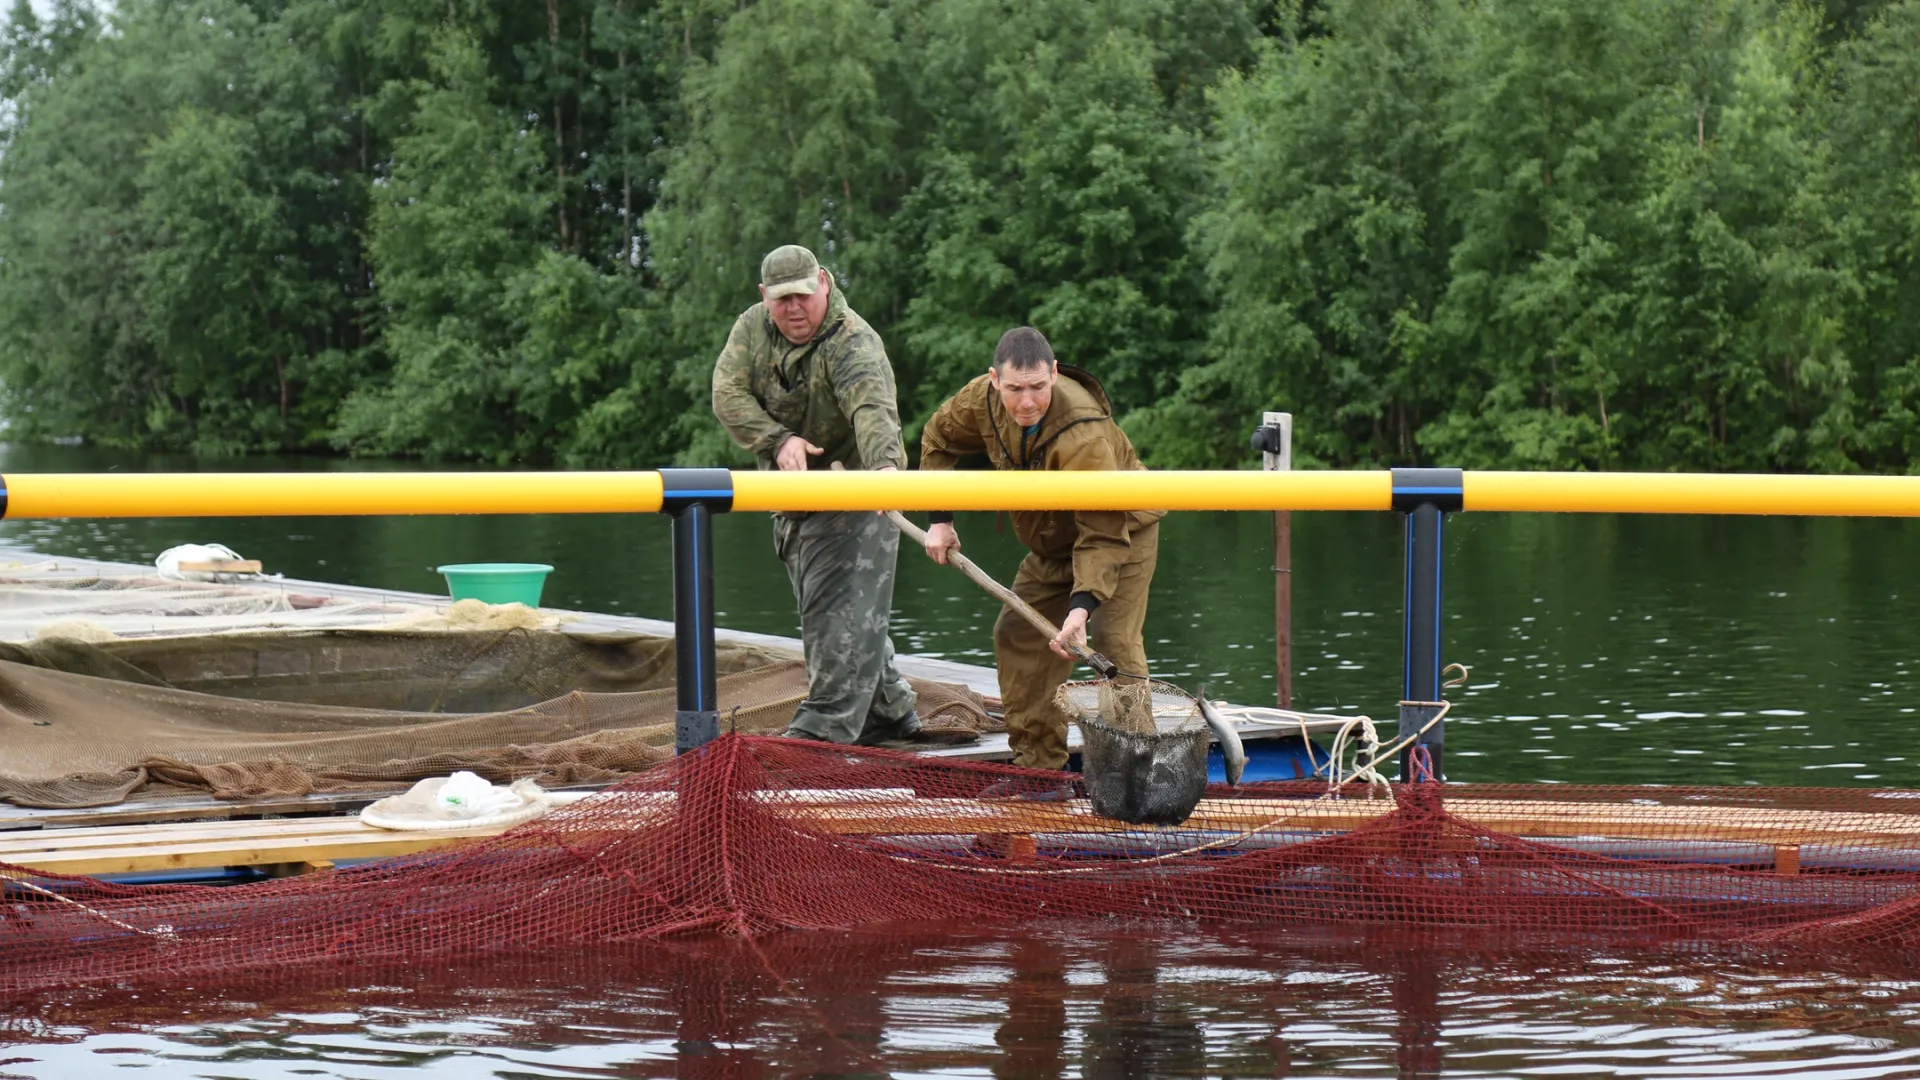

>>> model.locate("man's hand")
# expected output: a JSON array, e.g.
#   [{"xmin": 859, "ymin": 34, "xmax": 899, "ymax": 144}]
[
  {"xmin": 925, "ymin": 522, "xmax": 961, "ymax": 565},
  {"xmin": 776, "ymin": 435, "xmax": 825, "ymax": 471},
  {"xmin": 1050, "ymin": 607, "xmax": 1090, "ymax": 660}
]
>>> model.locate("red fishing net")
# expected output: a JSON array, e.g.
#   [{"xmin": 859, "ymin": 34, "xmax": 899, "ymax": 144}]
[{"xmin": 7, "ymin": 733, "xmax": 1920, "ymax": 1003}]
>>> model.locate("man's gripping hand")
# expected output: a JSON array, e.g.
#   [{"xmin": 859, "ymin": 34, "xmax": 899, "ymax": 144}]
[
  {"xmin": 925, "ymin": 522, "xmax": 961, "ymax": 565},
  {"xmin": 1049, "ymin": 607, "xmax": 1091, "ymax": 660}
]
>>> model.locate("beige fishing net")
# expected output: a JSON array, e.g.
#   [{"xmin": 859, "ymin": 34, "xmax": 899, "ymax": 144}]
[
  {"xmin": 0, "ymin": 628, "xmax": 993, "ymax": 809},
  {"xmin": 0, "ymin": 561, "xmax": 463, "ymax": 640}
]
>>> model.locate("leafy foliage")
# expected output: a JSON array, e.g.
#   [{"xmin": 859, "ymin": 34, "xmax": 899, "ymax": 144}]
[{"xmin": 0, "ymin": 0, "xmax": 1916, "ymax": 473}]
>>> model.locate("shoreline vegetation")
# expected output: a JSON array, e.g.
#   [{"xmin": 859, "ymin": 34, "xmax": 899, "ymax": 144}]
[{"xmin": 0, "ymin": 0, "xmax": 1915, "ymax": 474}]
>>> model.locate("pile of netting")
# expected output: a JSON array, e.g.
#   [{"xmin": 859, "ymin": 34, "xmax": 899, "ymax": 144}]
[
  {"xmin": 0, "ymin": 557, "xmax": 472, "ymax": 639},
  {"xmin": 0, "ymin": 628, "xmax": 992, "ymax": 807},
  {"xmin": 9, "ymin": 734, "xmax": 1920, "ymax": 1001}
]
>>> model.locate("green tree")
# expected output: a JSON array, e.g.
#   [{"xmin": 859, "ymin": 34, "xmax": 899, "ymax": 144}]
[
  {"xmin": 1833, "ymin": 0, "xmax": 1920, "ymax": 469},
  {"xmin": 645, "ymin": 0, "xmax": 911, "ymax": 463},
  {"xmin": 0, "ymin": 0, "xmax": 99, "ymax": 116},
  {"xmin": 335, "ymin": 31, "xmax": 556, "ymax": 463},
  {"xmin": 1618, "ymin": 2, "xmax": 1858, "ymax": 471},
  {"xmin": 1414, "ymin": 0, "xmax": 1667, "ymax": 470},
  {"xmin": 896, "ymin": 9, "xmax": 1211, "ymax": 418},
  {"xmin": 1146, "ymin": 0, "xmax": 1452, "ymax": 468},
  {"xmin": 0, "ymin": 0, "xmax": 361, "ymax": 451}
]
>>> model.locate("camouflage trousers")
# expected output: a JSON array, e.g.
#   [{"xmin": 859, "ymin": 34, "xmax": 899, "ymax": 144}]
[
  {"xmin": 994, "ymin": 522, "xmax": 1159, "ymax": 770},
  {"xmin": 774, "ymin": 510, "xmax": 918, "ymax": 742}
]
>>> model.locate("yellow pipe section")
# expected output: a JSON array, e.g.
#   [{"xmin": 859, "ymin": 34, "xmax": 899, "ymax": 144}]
[
  {"xmin": 1466, "ymin": 472, "xmax": 1920, "ymax": 517},
  {"xmin": 728, "ymin": 470, "xmax": 1392, "ymax": 513},
  {"xmin": 6, "ymin": 468, "xmax": 1920, "ymax": 518},
  {"xmin": 1, "ymin": 472, "xmax": 666, "ymax": 518}
]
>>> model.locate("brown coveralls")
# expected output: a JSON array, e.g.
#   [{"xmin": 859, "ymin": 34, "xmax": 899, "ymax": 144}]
[{"xmin": 919, "ymin": 365, "xmax": 1164, "ymax": 769}]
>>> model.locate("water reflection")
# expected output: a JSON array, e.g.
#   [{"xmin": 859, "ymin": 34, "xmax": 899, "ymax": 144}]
[
  {"xmin": 10, "ymin": 926, "xmax": 1920, "ymax": 1077},
  {"xmin": 1082, "ymin": 937, "xmax": 1207, "ymax": 1078},
  {"xmin": 995, "ymin": 935, "xmax": 1067, "ymax": 1078}
]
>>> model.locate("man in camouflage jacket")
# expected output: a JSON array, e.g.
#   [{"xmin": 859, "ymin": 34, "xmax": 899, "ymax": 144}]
[
  {"xmin": 919, "ymin": 326, "xmax": 1165, "ymax": 770},
  {"xmin": 711, "ymin": 244, "xmax": 934, "ymax": 745}
]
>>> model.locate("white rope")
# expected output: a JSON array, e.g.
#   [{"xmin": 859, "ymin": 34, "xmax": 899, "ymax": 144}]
[
  {"xmin": 1211, "ymin": 704, "xmax": 1372, "ymax": 731},
  {"xmin": 1207, "ymin": 703, "xmax": 1390, "ymax": 796},
  {"xmin": 1358, "ymin": 699, "xmax": 1451, "ymax": 782},
  {"xmin": 1366, "ymin": 662, "xmax": 1470, "ymax": 770}
]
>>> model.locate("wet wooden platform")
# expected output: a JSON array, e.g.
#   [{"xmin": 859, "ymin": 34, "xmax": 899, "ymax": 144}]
[{"xmin": 0, "ymin": 545, "xmax": 1321, "ymax": 839}]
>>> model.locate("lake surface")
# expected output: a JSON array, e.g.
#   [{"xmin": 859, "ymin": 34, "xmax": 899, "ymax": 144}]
[
  {"xmin": 4, "ymin": 442, "xmax": 1920, "ymax": 1077},
  {"xmin": 11, "ymin": 929, "xmax": 1920, "ymax": 1080}
]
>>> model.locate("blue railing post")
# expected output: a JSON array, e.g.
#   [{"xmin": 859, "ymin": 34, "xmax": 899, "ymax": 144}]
[
  {"xmin": 1392, "ymin": 468, "xmax": 1462, "ymax": 781},
  {"xmin": 659, "ymin": 469, "xmax": 734, "ymax": 754}
]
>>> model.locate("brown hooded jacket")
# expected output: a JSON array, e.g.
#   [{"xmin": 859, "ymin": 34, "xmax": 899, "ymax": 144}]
[{"xmin": 919, "ymin": 364, "xmax": 1164, "ymax": 604}]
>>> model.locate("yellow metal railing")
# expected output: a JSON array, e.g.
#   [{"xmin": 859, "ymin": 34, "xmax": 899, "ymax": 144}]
[{"xmin": 4, "ymin": 469, "xmax": 1920, "ymax": 518}]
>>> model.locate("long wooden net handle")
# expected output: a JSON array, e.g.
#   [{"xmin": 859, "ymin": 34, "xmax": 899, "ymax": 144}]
[
  {"xmin": 881, "ymin": 505, "xmax": 1116, "ymax": 679},
  {"xmin": 824, "ymin": 463, "xmax": 1114, "ymax": 677}
]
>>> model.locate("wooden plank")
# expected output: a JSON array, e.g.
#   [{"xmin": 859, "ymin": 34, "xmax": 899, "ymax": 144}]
[
  {"xmin": 785, "ymin": 795, "xmax": 1920, "ymax": 849},
  {"xmin": 11, "ymin": 792, "xmax": 1920, "ymax": 881},
  {"xmin": 0, "ymin": 783, "xmax": 618, "ymax": 833},
  {"xmin": 0, "ymin": 792, "xmax": 385, "ymax": 832},
  {"xmin": 0, "ymin": 828, "xmax": 501, "ymax": 877},
  {"xmin": 262, "ymin": 859, "xmax": 334, "ymax": 878},
  {"xmin": 0, "ymin": 817, "xmax": 386, "ymax": 855},
  {"xmin": 175, "ymin": 560, "xmax": 263, "ymax": 574},
  {"xmin": 1431, "ymin": 798, "xmax": 1920, "ymax": 848}
]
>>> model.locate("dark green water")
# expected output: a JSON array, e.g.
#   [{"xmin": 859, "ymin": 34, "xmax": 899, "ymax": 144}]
[{"xmin": 4, "ymin": 442, "xmax": 1914, "ymax": 787}]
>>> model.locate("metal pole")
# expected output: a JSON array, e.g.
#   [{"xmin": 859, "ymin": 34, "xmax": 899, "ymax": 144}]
[
  {"xmin": 659, "ymin": 468, "xmax": 734, "ymax": 754},
  {"xmin": 671, "ymin": 503, "xmax": 718, "ymax": 753},
  {"xmin": 1261, "ymin": 412, "xmax": 1294, "ymax": 709},
  {"xmin": 19, "ymin": 468, "xmax": 1920, "ymax": 519},
  {"xmin": 1391, "ymin": 468, "xmax": 1462, "ymax": 781}
]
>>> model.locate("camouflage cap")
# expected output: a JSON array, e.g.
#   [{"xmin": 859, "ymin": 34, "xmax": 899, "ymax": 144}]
[{"xmin": 760, "ymin": 244, "xmax": 822, "ymax": 299}]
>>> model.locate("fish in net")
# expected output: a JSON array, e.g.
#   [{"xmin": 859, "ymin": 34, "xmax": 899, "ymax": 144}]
[{"xmin": 1057, "ymin": 679, "xmax": 1214, "ymax": 826}]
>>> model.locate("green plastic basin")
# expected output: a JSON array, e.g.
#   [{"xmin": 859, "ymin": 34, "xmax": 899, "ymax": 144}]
[{"xmin": 435, "ymin": 563, "xmax": 553, "ymax": 607}]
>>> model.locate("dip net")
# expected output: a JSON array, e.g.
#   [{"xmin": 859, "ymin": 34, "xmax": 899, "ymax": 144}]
[
  {"xmin": 1063, "ymin": 680, "xmax": 1213, "ymax": 825},
  {"xmin": 8, "ymin": 734, "xmax": 1920, "ymax": 1002}
]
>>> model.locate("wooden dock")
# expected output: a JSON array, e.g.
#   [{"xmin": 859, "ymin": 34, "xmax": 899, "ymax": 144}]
[{"xmin": 0, "ymin": 546, "xmax": 1325, "ymax": 850}]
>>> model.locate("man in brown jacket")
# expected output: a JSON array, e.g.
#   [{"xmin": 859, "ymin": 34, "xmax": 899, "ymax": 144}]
[{"xmin": 919, "ymin": 326, "xmax": 1164, "ymax": 770}]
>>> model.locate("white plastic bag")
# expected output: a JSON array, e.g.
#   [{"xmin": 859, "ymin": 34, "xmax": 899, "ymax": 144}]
[
  {"xmin": 434, "ymin": 770, "xmax": 521, "ymax": 818},
  {"xmin": 156, "ymin": 543, "xmax": 246, "ymax": 581}
]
